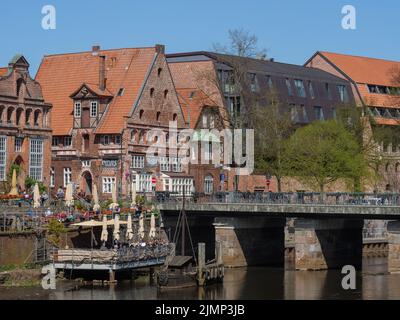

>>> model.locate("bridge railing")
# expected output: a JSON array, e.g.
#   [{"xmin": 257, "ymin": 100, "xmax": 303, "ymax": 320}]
[{"xmin": 155, "ymin": 191, "xmax": 400, "ymax": 206}]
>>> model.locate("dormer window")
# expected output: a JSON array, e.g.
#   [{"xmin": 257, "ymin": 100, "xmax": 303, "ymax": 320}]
[
  {"xmin": 90, "ymin": 101, "xmax": 98, "ymax": 117},
  {"xmin": 117, "ymin": 88, "xmax": 125, "ymax": 96},
  {"xmin": 74, "ymin": 102, "xmax": 81, "ymax": 117},
  {"xmin": 101, "ymin": 135, "xmax": 110, "ymax": 145}
]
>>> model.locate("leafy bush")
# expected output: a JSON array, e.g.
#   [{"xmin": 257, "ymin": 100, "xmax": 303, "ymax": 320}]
[
  {"xmin": 25, "ymin": 176, "xmax": 47, "ymax": 193},
  {"xmin": 47, "ymin": 218, "xmax": 67, "ymax": 246}
]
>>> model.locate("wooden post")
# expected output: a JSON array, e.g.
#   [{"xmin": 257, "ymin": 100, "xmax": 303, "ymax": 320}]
[
  {"xmin": 109, "ymin": 269, "xmax": 115, "ymax": 283},
  {"xmin": 216, "ymin": 241, "xmax": 223, "ymax": 265},
  {"xmin": 198, "ymin": 242, "xmax": 206, "ymax": 286}
]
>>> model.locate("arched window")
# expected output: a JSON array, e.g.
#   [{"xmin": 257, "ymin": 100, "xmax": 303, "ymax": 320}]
[
  {"xmin": 7, "ymin": 107, "xmax": 14, "ymax": 124},
  {"xmin": 131, "ymin": 130, "xmax": 136, "ymax": 142},
  {"xmin": 150, "ymin": 88, "xmax": 155, "ymax": 98},
  {"xmin": 164, "ymin": 90, "xmax": 168, "ymax": 99},
  {"xmin": 0, "ymin": 106, "xmax": 4, "ymax": 123},
  {"xmin": 16, "ymin": 78, "xmax": 25, "ymax": 98},
  {"xmin": 25, "ymin": 109, "xmax": 32, "ymax": 125},
  {"xmin": 139, "ymin": 109, "xmax": 144, "ymax": 119},
  {"xmin": 386, "ymin": 163, "xmax": 390, "ymax": 173},
  {"xmin": 204, "ymin": 175, "xmax": 214, "ymax": 194},
  {"xmin": 172, "ymin": 113, "xmax": 177, "ymax": 121},
  {"xmin": 16, "ymin": 108, "xmax": 23, "ymax": 125},
  {"xmin": 139, "ymin": 131, "xmax": 145, "ymax": 144},
  {"xmin": 157, "ymin": 68, "xmax": 162, "ymax": 77},
  {"xmin": 34, "ymin": 110, "xmax": 41, "ymax": 126},
  {"xmin": 156, "ymin": 111, "xmax": 161, "ymax": 121}
]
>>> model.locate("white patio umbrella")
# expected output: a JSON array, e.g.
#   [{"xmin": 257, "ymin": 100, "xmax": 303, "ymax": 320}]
[
  {"xmin": 9, "ymin": 169, "xmax": 18, "ymax": 196},
  {"xmin": 109, "ymin": 182, "xmax": 119, "ymax": 210},
  {"xmin": 33, "ymin": 183, "xmax": 41, "ymax": 209},
  {"xmin": 131, "ymin": 181, "xmax": 136, "ymax": 207},
  {"xmin": 100, "ymin": 215, "xmax": 108, "ymax": 243},
  {"xmin": 113, "ymin": 214, "xmax": 120, "ymax": 241},
  {"xmin": 149, "ymin": 211, "xmax": 156, "ymax": 238},
  {"xmin": 92, "ymin": 184, "xmax": 101, "ymax": 212},
  {"xmin": 126, "ymin": 214, "xmax": 134, "ymax": 240},
  {"xmin": 138, "ymin": 212, "xmax": 145, "ymax": 239},
  {"xmin": 65, "ymin": 183, "xmax": 74, "ymax": 208}
]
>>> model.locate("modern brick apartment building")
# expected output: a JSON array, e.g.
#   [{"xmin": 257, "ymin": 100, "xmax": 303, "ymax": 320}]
[
  {"xmin": 168, "ymin": 51, "xmax": 354, "ymax": 192},
  {"xmin": 305, "ymin": 52, "xmax": 400, "ymax": 126},
  {"xmin": 36, "ymin": 45, "xmax": 193, "ymax": 198},
  {"xmin": 0, "ymin": 55, "xmax": 52, "ymax": 191},
  {"xmin": 305, "ymin": 52, "xmax": 400, "ymax": 191}
]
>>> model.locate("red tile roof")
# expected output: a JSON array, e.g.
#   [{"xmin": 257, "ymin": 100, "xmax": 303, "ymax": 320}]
[
  {"xmin": 373, "ymin": 117, "xmax": 400, "ymax": 126},
  {"xmin": 316, "ymin": 52, "xmax": 400, "ymax": 110},
  {"xmin": 169, "ymin": 60, "xmax": 230, "ymax": 128},
  {"xmin": 320, "ymin": 51, "xmax": 400, "ymax": 86},
  {"xmin": 0, "ymin": 67, "xmax": 8, "ymax": 77},
  {"xmin": 36, "ymin": 47, "xmax": 157, "ymax": 135},
  {"xmin": 358, "ymin": 85, "xmax": 400, "ymax": 108},
  {"xmin": 176, "ymin": 88, "xmax": 218, "ymax": 129}
]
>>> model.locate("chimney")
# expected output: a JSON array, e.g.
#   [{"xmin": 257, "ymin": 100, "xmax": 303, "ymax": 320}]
[
  {"xmin": 92, "ymin": 45, "xmax": 100, "ymax": 56},
  {"xmin": 99, "ymin": 55, "xmax": 106, "ymax": 91},
  {"xmin": 155, "ymin": 44, "xmax": 165, "ymax": 54}
]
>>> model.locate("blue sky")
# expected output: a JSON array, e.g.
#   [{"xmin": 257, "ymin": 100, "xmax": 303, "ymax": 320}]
[{"xmin": 0, "ymin": 0, "xmax": 398, "ymax": 75}]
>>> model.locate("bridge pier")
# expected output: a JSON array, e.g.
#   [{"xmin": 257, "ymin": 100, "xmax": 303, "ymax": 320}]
[
  {"xmin": 214, "ymin": 216, "xmax": 285, "ymax": 268},
  {"xmin": 294, "ymin": 219, "xmax": 363, "ymax": 271},
  {"xmin": 387, "ymin": 221, "xmax": 400, "ymax": 273}
]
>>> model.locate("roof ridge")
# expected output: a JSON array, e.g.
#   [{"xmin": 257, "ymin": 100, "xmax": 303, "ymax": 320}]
[
  {"xmin": 43, "ymin": 46, "xmax": 156, "ymax": 58},
  {"xmin": 321, "ymin": 51, "xmax": 400, "ymax": 64}
]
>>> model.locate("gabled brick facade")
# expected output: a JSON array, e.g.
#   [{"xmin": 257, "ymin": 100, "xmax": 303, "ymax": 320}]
[
  {"xmin": 36, "ymin": 45, "xmax": 193, "ymax": 199},
  {"xmin": 0, "ymin": 55, "xmax": 52, "ymax": 192}
]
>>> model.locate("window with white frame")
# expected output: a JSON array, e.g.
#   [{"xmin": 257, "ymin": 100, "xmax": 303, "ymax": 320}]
[
  {"xmin": 172, "ymin": 178, "xmax": 193, "ymax": 195},
  {"xmin": 159, "ymin": 157, "xmax": 170, "ymax": 171},
  {"xmin": 29, "ymin": 139, "xmax": 43, "ymax": 181},
  {"xmin": 74, "ymin": 102, "xmax": 81, "ymax": 117},
  {"xmin": 102, "ymin": 177, "xmax": 116, "ymax": 193},
  {"xmin": 204, "ymin": 175, "xmax": 214, "ymax": 194},
  {"xmin": 90, "ymin": 101, "xmax": 98, "ymax": 117},
  {"xmin": 82, "ymin": 160, "xmax": 91, "ymax": 168},
  {"xmin": 0, "ymin": 136, "xmax": 6, "ymax": 181},
  {"xmin": 132, "ymin": 155, "xmax": 145, "ymax": 168},
  {"xmin": 63, "ymin": 168, "xmax": 72, "ymax": 187},
  {"xmin": 15, "ymin": 137, "xmax": 23, "ymax": 152},
  {"xmin": 171, "ymin": 157, "xmax": 182, "ymax": 173},
  {"xmin": 64, "ymin": 136, "xmax": 72, "ymax": 147},
  {"xmin": 50, "ymin": 167, "xmax": 55, "ymax": 188},
  {"xmin": 138, "ymin": 173, "xmax": 152, "ymax": 192}
]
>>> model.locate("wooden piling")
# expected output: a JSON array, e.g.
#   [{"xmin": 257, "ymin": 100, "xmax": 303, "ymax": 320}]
[{"xmin": 198, "ymin": 242, "xmax": 206, "ymax": 286}]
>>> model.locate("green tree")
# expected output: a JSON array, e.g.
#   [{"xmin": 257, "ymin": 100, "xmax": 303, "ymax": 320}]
[
  {"xmin": 47, "ymin": 218, "xmax": 67, "ymax": 247},
  {"xmin": 284, "ymin": 120, "xmax": 367, "ymax": 192},
  {"xmin": 252, "ymin": 90, "xmax": 295, "ymax": 191}
]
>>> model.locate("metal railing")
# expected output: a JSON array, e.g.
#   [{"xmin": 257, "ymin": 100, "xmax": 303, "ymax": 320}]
[{"xmin": 155, "ymin": 191, "xmax": 400, "ymax": 207}]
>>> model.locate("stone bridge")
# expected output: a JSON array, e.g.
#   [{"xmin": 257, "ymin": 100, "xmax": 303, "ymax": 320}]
[{"xmin": 158, "ymin": 202, "xmax": 400, "ymax": 272}]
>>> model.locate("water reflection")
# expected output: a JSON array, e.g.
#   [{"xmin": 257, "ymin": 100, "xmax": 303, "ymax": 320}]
[{"xmin": 48, "ymin": 258, "xmax": 400, "ymax": 300}]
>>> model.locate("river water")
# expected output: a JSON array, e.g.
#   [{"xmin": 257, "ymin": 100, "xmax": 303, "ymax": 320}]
[{"xmin": 30, "ymin": 257, "xmax": 398, "ymax": 300}]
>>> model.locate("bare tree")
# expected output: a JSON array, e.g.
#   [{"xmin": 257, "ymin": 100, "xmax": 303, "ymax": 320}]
[{"xmin": 213, "ymin": 28, "xmax": 267, "ymax": 59}]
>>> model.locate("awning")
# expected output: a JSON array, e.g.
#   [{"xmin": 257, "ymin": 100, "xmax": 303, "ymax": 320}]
[{"xmin": 72, "ymin": 219, "xmax": 128, "ymax": 228}]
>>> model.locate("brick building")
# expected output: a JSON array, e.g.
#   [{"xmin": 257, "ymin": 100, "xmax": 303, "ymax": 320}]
[
  {"xmin": 168, "ymin": 51, "xmax": 354, "ymax": 192},
  {"xmin": 305, "ymin": 52, "xmax": 400, "ymax": 192},
  {"xmin": 36, "ymin": 45, "xmax": 193, "ymax": 199},
  {"xmin": 0, "ymin": 55, "xmax": 52, "ymax": 192}
]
